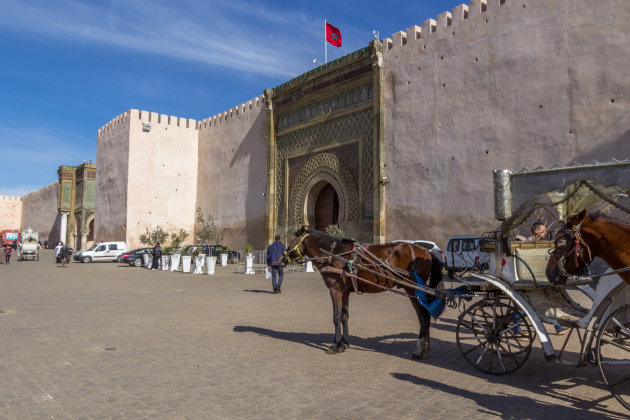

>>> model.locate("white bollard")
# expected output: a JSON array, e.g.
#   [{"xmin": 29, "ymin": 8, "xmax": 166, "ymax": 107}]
[
  {"xmin": 142, "ymin": 253, "xmax": 151, "ymax": 268},
  {"xmin": 220, "ymin": 253, "xmax": 228, "ymax": 266},
  {"xmin": 305, "ymin": 261, "xmax": 314, "ymax": 272},
  {"xmin": 170, "ymin": 254, "xmax": 181, "ymax": 271},
  {"xmin": 182, "ymin": 256, "xmax": 192, "ymax": 273},
  {"xmin": 193, "ymin": 255, "xmax": 205, "ymax": 274},
  {"xmin": 245, "ymin": 254, "xmax": 255, "ymax": 274},
  {"xmin": 161, "ymin": 255, "xmax": 169, "ymax": 270},
  {"xmin": 205, "ymin": 256, "xmax": 217, "ymax": 275}
]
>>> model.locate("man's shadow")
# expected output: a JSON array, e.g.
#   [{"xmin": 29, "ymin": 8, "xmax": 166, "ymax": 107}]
[{"xmin": 242, "ymin": 289, "xmax": 276, "ymax": 294}]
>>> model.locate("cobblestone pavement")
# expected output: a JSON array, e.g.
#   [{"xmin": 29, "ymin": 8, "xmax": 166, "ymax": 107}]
[{"xmin": 0, "ymin": 250, "xmax": 627, "ymax": 419}]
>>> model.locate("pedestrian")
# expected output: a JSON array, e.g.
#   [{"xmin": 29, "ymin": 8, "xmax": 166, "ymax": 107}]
[
  {"xmin": 4, "ymin": 245, "xmax": 12, "ymax": 264},
  {"xmin": 55, "ymin": 242, "xmax": 63, "ymax": 263},
  {"xmin": 152, "ymin": 242, "xmax": 162, "ymax": 270},
  {"xmin": 266, "ymin": 235, "xmax": 286, "ymax": 293},
  {"xmin": 61, "ymin": 245, "xmax": 72, "ymax": 268},
  {"xmin": 12, "ymin": 239, "xmax": 17, "ymax": 250}
]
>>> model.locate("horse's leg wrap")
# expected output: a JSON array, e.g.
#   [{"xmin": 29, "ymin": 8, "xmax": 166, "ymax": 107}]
[{"xmin": 411, "ymin": 335, "xmax": 430, "ymax": 359}]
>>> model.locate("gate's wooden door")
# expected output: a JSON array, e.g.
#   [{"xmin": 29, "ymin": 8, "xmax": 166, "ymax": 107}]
[{"xmin": 315, "ymin": 184, "xmax": 339, "ymax": 231}]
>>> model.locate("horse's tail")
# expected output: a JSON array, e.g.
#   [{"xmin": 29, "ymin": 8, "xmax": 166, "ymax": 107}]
[{"xmin": 429, "ymin": 253, "xmax": 443, "ymax": 288}]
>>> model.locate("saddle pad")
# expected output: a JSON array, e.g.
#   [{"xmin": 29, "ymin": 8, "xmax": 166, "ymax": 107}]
[{"xmin": 514, "ymin": 247, "xmax": 552, "ymax": 282}]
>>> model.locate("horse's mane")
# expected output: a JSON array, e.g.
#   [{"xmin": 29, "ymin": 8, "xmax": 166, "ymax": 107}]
[{"xmin": 304, "ymin": 228, "xmax": 355, "ymax": 245}]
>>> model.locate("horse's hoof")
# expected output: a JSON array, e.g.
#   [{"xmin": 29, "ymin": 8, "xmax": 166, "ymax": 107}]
[
  {"xmin": 411, "ymin": 351, "xmax": 427, "ymax": 360},
  {"xmin": 326, "ymin": 343, "xmax": 347, "ymax": 354}
]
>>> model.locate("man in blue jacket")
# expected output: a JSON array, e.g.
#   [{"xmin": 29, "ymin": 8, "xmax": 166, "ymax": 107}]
[{"xmin": 266, "ymin": 235, "xmax": 286, "ymax": 294}]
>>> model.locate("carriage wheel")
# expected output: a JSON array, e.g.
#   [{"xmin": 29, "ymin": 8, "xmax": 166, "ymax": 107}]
[
  {"xmin": 597, "ymin": 305, "xmax": 630, "ymax": 410},
  {"xmin": 456, "ymin": 296, "xmax": 533, "ymax": 375}
]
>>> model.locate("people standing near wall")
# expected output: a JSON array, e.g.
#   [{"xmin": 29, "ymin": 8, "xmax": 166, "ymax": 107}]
[
  {"xmin": 4, "ymin": 245, "xmax": 12, "ymax": 264},
  {"xmin": 152, "ymin": 242, "xmax": 162, "ymax": 271},
  {"xmin": 266, "ymin": 235, "xmax": 286, "ymax": 294}
]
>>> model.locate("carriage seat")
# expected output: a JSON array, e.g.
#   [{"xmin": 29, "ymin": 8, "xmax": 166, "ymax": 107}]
[{"xmin": 512, "ymin": 243, "xmax": 553, "ymax": 285}]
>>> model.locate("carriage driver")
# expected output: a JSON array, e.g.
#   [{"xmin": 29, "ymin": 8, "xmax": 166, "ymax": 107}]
[{"xmin": 266, "ymin": 235, "xmax": 286, "ymax": 294}]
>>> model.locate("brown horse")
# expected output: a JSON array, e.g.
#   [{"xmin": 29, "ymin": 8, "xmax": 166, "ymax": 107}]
[
  {"xmin": 546, "ymin": 209, "xmax": 630, "ymax": 285},
  {"xmin": 281, "ymin": 227, "xmax": 443, "ymax": 358}
]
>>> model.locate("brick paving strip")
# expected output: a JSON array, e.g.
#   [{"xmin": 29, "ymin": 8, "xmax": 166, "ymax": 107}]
[{"xmin": 0, "ymin": 250, "xmax": 626, "ymax": 419}]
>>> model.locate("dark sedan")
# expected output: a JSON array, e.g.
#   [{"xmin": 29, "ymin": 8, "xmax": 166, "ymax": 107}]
[{"xmin": 118, "ymin": 247, "xmax": 153, "ymax": 267}]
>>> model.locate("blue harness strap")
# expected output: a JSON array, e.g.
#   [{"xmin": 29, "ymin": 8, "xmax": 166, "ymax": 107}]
[{"xmin": 413, "ymin": 272, "xmax": 446, "ymax": 319}]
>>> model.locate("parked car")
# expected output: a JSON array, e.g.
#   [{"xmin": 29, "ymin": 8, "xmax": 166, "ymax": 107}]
[
  {"xmin": 392, "ymin": 239, "xmax": 444, "ymax": 264},
  {"xmin": 175, "ymin": 244, "xmax": 240, "ymax": 263},
  {"xmin": 444, "ymin": 235, "xmax": 489, "ymax": 279},
  {"xmin": 118, "ymin": 247, "xmax": 153, "ymax": 267},
  {"xmin": 73, "ymin": 241, "xmax": 127, "ymax": 263}
]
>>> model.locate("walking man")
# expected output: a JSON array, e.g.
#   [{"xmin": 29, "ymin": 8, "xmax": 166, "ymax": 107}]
[
  {"xmin": 266, "ymin": 235, "xmax": 286, "ymax": 293},
  {"xmin": 152, "ymin": 242, "xmax": 162, "ymax": 271}
]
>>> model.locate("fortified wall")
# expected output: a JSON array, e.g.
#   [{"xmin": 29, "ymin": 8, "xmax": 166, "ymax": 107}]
[
  {"xmin": 381, "ymin": 0, "xmax": 630, "ymax": 246},
  {"xmin": 0, "ymin": 196, "xmax": 22, "ymax": 231},
  {"xmin": 20, "ymin": 183, "xmax": 60, "ymax": 245},
  {"xmin": 96, "ymin": 110, "xmax": 198, "ymax": 248},
  {"xmin": 196, "ymin": 96, "xmax": 267, "ymax": 249},
  {"xmin": 93, "ymin": 0, "xmax": 630, "ymax": 251}
]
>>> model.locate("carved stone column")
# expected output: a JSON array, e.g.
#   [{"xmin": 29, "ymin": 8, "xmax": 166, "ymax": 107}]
[
  {"xmin": 80, "ymin": 230, "xmax": 89, "ymax": 251},
  {"xmin": 59, "ymin": 212, "xmax": 69, "ymax": 244}
]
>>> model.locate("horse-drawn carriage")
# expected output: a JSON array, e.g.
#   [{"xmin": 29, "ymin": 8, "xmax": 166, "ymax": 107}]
[
  {"xmin": 282, "ymin": 159, "xmax": 630, "ymax": 411},
  {"xmin": 453, "ymin": 159, "xmax": 630, "ymax": 409},
  {"xmin": 18, "ymin": 228, "xmax": 40, "ymax": 261}
]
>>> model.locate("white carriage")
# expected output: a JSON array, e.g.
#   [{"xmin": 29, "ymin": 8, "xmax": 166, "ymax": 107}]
[
  {"xmin": 454, "ymin": 160, "xmax": 630, "ymax": 410},
  {"xmin": 18, "ymin": 228, "xmax": 40, "ymax": 261}
]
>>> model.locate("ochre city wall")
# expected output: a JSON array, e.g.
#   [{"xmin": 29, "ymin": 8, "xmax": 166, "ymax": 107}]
[
  {"xmin": 196, "ymin": 96, "xmax": 267, "ymax": 249},
  {"xmin": 20, "ymin": 183, "xmax": 59, "ymax": 245},
  {"xmin": 382, "ymin": 0, "xmax": 630, "ymax": 247},
  {"xmin": 125, "ymin": 110, "xmax": 199, "ymax": 249},
  {"xmin": 0, "ymin": 196, "xmax": 22, "ymax": 231},
  {"xmin": 95, "ymin": 110, "xmax": 131, "ymax": 244}
]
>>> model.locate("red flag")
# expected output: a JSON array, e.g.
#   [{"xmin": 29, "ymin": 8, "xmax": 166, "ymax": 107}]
[{"xmin": 326, "ymin": 22, "xmax": 342, "ymax": 47}]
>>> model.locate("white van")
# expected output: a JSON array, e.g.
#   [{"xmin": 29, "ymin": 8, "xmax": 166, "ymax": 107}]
[
  {"xmin": 73, "ymin": 242, "xmax": 127, "ymax": 263},
  {"xmin": 444, "ymin": 235, "xmax": 489, "ymax": 278}
]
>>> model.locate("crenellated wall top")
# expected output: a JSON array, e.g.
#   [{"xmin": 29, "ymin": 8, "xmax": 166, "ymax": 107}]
[
  {"xmin": 0, "ymin": 196, "xmax": 22, "ymax": 201},
  {"xmin": 383, "ymin": 0, "xmax": 510, "ymax": 53},
  {"xmin": 197, "ymin": 95, "xmax": 265, "ymax": 130},
  {"xmin": 98, "ymin": 109, "xmax": 197, "ymax": 136}
]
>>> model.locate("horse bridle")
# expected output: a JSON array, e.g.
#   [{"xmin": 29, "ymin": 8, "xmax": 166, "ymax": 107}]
[
  {"xmin": 549, "ymin": 225, "xmax": 592, "ymax": 278},
  {"xmin": 282, "ymin": 233, "xmax": 311, "ymax": 264}
]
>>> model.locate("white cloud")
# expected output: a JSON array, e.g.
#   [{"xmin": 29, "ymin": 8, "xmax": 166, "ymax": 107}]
[{"xmin": 0, "ymin": 0, "xmax": 324, "ymax": 78}]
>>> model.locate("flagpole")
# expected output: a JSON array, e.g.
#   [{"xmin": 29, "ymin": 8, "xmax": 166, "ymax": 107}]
[{"xmin": 324, "ymin": 19, "xmax": 328, "ymax": 64}]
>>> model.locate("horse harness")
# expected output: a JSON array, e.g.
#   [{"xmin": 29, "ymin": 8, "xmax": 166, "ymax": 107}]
[{"xmin": 549, "ymin": 224, "xmax": 592, "ymax": 280}]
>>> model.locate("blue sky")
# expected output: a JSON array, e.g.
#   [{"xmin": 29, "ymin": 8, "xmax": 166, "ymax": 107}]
[{"xmin": 0, "ymin": 0, "xmax": 463, "ymax": 196}]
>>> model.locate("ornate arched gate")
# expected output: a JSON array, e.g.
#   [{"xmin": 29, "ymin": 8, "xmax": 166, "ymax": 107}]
[{"xmin": 265, "ymin": 41, "xmax": 385, "ymax": 243}]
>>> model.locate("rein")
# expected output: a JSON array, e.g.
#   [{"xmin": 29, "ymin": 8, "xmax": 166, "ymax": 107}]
[{"xmin": 282, "ymin": 233, "xmax": 311, "ymax": 264}]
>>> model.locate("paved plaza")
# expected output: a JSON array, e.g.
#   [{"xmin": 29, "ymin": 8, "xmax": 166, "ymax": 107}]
[{"xmin": 0, "ymin": 250, "xmax": 627, "ymax": 419}]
